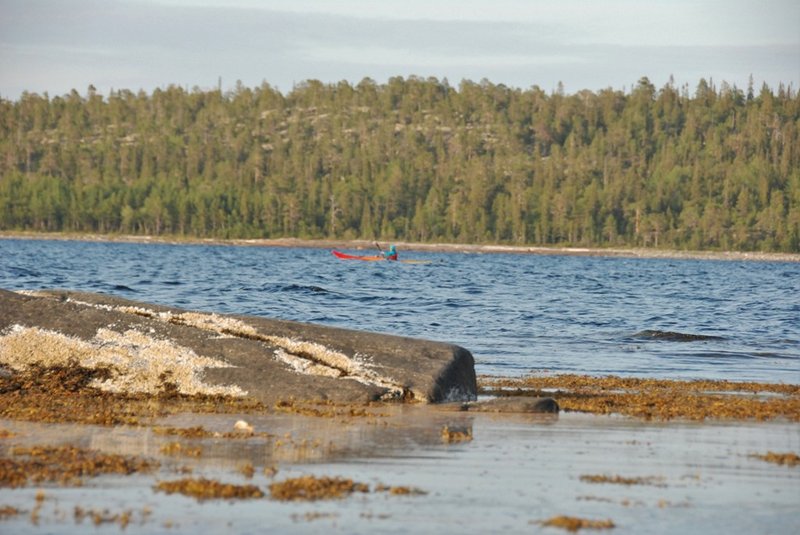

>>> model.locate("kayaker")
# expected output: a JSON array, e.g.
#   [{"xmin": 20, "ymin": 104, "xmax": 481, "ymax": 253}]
[{"xmin": 383, "ymin": 244, "xmax": 398, "ymax": 261}]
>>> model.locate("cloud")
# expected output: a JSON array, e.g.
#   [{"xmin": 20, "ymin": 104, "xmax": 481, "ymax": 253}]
[{"xmin": 0, "ymin": 0, "xmax": 797, "ymax": 99}]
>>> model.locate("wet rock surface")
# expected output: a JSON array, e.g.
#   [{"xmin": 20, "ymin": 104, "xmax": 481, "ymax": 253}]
[
  {"xmin": 632, "ymin": 329, "xmax": 725, "ymax": 342},
  {"xmin": 0, "ymin": 288, "xmax": 477, "ymax": 404},
  {"xmin": 462, "ymin": 396, "xmax": 560, "ymax": 413}
]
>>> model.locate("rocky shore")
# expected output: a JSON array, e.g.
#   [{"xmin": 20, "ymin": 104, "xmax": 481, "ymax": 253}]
[
  {"xmin": 0, "ymin": 289, "xmax": 480, "ymax": 405},
  {"xmin": 1, "ymin": 288, "xmax": 798, "ymax": 533}
]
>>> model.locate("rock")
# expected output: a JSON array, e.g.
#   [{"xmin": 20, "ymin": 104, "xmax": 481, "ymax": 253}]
[
  {"xmin": 448, "ymin": 396, "xmax": 559, "ymax": 414},
  {"xmin": 233, "ymin": 420, "xmax": 254, "ymax": 435},
  {"xmin": 633, "ymin": 329, "xmax": 724, "ymax": 342},
  {"xmin": 0, "ymin": 289, "xmax": 477, "ymax": 404}
]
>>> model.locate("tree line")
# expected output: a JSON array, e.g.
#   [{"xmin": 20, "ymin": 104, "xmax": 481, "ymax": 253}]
[{"xmin": 1, "ymin": 76, "xmax": 798, "ymax": 251}]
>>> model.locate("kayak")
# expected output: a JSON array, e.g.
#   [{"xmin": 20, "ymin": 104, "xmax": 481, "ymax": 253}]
[
  {"xmin": 331, "ymin": 250, "xmax": 385, "ymax": 262},
  {"xmin": 331, "ymin": 250, "xmax": 432, "ymax": 264}
]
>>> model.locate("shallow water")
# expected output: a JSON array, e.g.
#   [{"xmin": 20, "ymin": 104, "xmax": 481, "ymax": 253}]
[
  {"xmin": 1, "ymin": 410, "xmax": 798, "ymax": 534},
  {"xmin": 1, "ymin": 238, "xmax": 799, "ymax": 383}
]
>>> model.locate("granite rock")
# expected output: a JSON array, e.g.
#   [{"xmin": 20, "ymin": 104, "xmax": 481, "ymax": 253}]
[{"xmin": 0, "ymin": 288, "xmax": 477, "ymax": 404}]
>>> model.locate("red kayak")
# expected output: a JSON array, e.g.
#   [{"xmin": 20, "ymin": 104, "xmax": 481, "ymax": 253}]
[
  {"xmin": 331, "ymin": 250, "xmax": 386, "ymax": 261},
  {"xmin": 331, "ymin": 250, "xmax": 431, "ymax": 264}
]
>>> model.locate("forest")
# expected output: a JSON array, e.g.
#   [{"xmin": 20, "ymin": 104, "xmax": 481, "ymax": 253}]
[{"xmin": 0, "ymin": 76, "xmax": 798, "ymax": 252}]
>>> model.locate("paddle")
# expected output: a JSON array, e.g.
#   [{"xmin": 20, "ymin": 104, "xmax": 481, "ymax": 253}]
[{"xmin": 374, "ymin": 241, "xmax": 384, "ymax": 254}]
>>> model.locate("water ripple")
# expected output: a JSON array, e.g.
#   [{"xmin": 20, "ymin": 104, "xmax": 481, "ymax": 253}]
[{"xmin": 0, "ymin": 239, "xmax": 798, "ymax": 383}]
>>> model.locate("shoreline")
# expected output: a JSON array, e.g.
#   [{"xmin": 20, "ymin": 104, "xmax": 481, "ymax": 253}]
[
  {"xmin": 2, "ymin": 230, "xmax": 799, "ymax": 263},
  {"xmin": 1, "ymin": 380, "xmax": 798, "ymax": 533}
]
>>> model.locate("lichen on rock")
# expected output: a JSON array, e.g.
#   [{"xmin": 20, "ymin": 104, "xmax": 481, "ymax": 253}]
[{"xmin": 0, "ymin": 324, "xmax": 246, "ymax": 397}]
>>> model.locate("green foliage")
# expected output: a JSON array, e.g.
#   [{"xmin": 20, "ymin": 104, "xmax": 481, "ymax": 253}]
[{"xmin": 1, "ymin": 77, "xmax": 798, "ymax": 251}]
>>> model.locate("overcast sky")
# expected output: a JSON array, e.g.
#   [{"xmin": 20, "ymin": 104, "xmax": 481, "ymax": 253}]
[{"xmin": 1, "ymin": 0, "xmax": 798, "ymax": 100}]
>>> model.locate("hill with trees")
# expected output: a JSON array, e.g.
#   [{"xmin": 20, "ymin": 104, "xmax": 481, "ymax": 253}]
[{"xmin": 1, "ymin": 76, "xmax": 798, "ymax": 251}]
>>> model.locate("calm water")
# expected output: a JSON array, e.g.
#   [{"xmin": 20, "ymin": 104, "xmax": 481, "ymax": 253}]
[{"xmin": 1, "ymin": 238, "xmax": 798, "ymax": 384}]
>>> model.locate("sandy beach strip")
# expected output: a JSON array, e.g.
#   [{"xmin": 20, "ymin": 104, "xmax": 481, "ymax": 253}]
[{"xmin": 2, "ymin": 231, "xmax": 799, "ymax": 263}]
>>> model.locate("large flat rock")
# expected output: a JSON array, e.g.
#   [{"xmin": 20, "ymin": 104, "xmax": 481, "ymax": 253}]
[{"xmin": 0, "ymin": 289, "xmax": 477, "ymax": 404}]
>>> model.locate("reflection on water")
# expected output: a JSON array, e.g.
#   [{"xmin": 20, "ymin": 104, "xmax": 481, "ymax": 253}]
[
  {"xmin": 87, "ymin": 406, "xmax": 484, "ymax": 467},
  {"xmin": 1, "ymin": 406, "xmax": 488, "ymax": 469},
  {"xmin": 1, "ymin": 410, "xmax": 797, "ymax": 535}
]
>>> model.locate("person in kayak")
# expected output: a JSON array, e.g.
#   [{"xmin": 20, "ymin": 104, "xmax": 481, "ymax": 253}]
[{"xmin": 383, "ymin": 244, "xmax": 398, "ymax": 261}]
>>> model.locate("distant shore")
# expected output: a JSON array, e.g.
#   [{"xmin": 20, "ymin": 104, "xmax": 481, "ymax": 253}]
[{"xmin": 2, "ymin": 230, "xmax": 799, "ymax": 263}]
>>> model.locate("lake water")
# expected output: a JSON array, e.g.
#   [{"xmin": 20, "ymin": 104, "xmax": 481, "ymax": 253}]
[{"xmin": 1, "ymin": 238, "xmax": 798, "ymax": 384}]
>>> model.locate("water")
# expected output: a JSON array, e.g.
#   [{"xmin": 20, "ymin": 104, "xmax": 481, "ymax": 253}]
[{"xmin": 1, "ymin": 238, "xmax": 798, "ymax": 384}]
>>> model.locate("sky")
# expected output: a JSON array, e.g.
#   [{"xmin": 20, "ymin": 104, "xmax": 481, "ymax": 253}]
[{"xmin": 0, "ymin": 0, "xmax": 798, "ymax": 100}]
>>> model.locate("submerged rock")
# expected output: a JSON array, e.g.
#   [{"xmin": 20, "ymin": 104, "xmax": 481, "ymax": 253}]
[
  {"xmin": 0, "ymin": 289, "xmax": 477, "ymax": 404},
  {"xmin": 444, "ymin": 396, "xmax": 559, "ymax": 414},
  {"xmin": 632, "ymin": 329, "xmax": 724, "ymax": 342}
]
